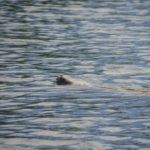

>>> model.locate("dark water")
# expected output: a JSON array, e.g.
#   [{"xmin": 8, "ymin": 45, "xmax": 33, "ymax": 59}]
[{"xmin": 0, "ymin": 0, "xmax": 150, "ymax": 149}]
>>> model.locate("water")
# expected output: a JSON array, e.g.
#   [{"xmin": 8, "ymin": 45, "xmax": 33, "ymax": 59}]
[{"xmin": 0, "ymin": 0, "xmax": 150, "ymax": 149}]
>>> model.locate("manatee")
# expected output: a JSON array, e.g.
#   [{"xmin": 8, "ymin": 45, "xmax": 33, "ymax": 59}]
[
  {"xmin": 56, "ymin": 75, "xmax": 72, "ymax": 85},
  {"xmin": 56, "ymin": 75, "xmax": 91, "ymax": 86}
]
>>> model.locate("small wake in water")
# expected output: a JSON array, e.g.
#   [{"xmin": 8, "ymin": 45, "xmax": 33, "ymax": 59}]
[
  {"xmin": 99, "ymin": 82, "xmax": 150, "ymax": 96},
  {"xmin": 57, "ymin": 75, "xmax": 150, "ymax": 96}
]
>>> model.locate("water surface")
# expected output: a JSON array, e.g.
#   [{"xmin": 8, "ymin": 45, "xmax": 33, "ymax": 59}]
[{"xmin": 0, "ymin": 0, "xmax": 150, "ymax": 150}]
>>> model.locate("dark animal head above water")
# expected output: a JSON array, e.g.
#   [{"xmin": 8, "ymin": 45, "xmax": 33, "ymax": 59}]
[{"xmin": 56, "ymin": 75, "xmax": 72, "ymax": 85}]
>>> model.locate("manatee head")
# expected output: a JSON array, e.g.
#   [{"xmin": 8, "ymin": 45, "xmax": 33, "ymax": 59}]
[{"xmin": 56, "ymin": 75, "xmax": 72, "ymax": 85}]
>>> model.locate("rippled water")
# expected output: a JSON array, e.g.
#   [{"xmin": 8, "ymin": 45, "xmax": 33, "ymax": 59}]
[{"xmin": 0, "ymin": 0, "xmax": 150, "ymax": 150}]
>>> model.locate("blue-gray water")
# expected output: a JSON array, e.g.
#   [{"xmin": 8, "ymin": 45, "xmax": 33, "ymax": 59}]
[{"xmin": 0, "ymin": 0, "xmax": 150, "ymax": 150}]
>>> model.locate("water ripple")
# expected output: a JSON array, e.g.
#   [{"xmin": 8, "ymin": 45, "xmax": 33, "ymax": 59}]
[{"xmin": 0, "ymin": 0, "xmax": 150, "ymax": 150}]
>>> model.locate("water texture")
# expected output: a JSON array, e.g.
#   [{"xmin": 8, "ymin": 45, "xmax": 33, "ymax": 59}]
[{"xmin": 0, "ymin": 0, "xmax": 150, "ymax": 149}]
